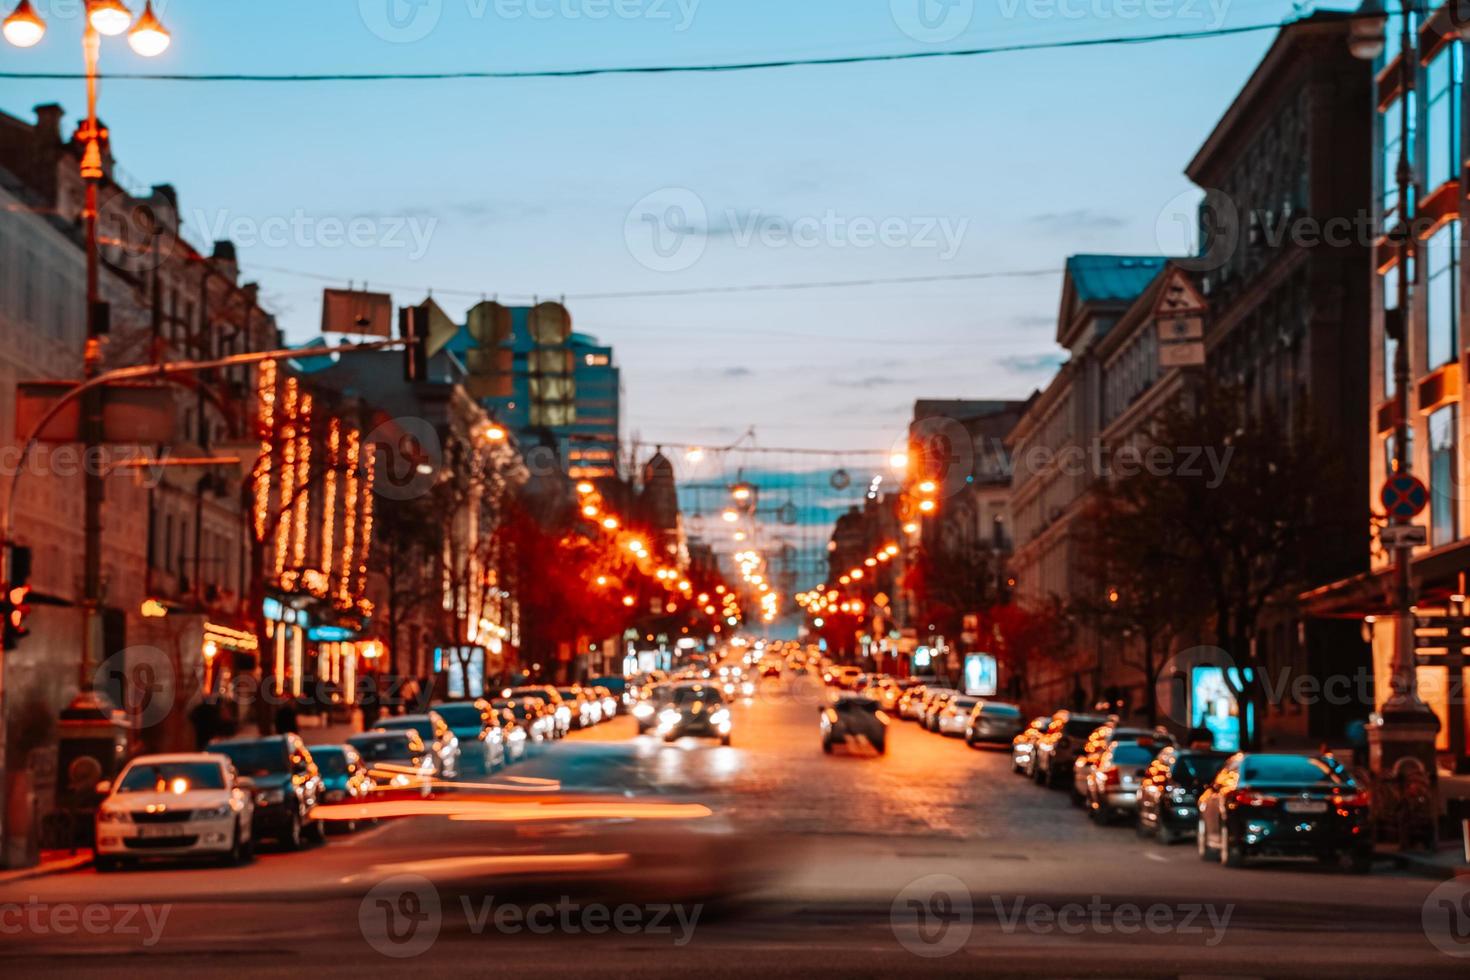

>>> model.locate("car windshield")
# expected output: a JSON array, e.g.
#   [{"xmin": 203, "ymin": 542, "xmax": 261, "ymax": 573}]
[
  {"xmin": 116, "ymin": 761, "xmax": 225, "ymax": 793},
  {"xmin": 1176, "ymin": 755, "xmax": 1229, "ymax": 784},
  {"xmin": 1063, "ymin": 719, "xmax": 1102, "ymax": 736},
  {"xmin": 674, "ymin": 688, "xmax": 723, "ymax": 706},
  {"xmin": 376, "ymin": 718, "xmax": 434, "ymax": 739},
  {"xmin": 211, "ymin": 741, "xmax": 287, "ymax": 777},
  {"xmin": 1242, "ymin": 756, "xmax": 1347, "ymax": 785},
  {"xmin": 435, "ymin": 704, "xmax": 486, "ymax": 728},
  {"xmin": 1108, "ymin": 744, "xmax": 1160, "ymax": 766},
  {"xmin": 311, "ymin": 750, "xmax": 349, "ymax": 776},
  {"xmin": 349, "ymin": 734, "xmax": 418, "ymax": 761},
  {"xmin": 982, "ymin": 704, "xmax": 1022, "ymax": 717}
]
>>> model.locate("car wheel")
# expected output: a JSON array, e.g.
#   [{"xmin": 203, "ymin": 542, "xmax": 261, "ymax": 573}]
[
  {"xmin": 720, "ymin": 734, "xmax": 732, "ymax": 747},
  {"xmin": 1069, "ymin": 784, "xmax": 1085, "ymax": 807},
  {"xmin": 821, "ymin": 737, "xmax": 833, "ymax": 754},
  {"xmin": 1089, "ymin": 800, "xmax": 1110, "ymax": 825},
  {"xmin": 873, "ymin": 737, "xmax": 886, "ymax": 755},
  {"xmin": 1197, "ymin": 819, "xmax": 1218, "ymax": 861},
  {"xmin": 1135, "ymin": 815, "xmax": 1152, "ymax": 838},
  {"xmin": 94, "ymin": 854, "xmax": 120, "ymax": 873},
  {"xmin": 1156, "ymin": 822, "xmax": 1177, "ymax": 845},
  {"xmin": 1220, "ymin": 824, "xmax": 1245, "ymax": 868}
]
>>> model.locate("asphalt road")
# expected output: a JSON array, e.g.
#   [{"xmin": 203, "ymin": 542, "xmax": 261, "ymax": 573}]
[{"xmin": 2, "ymin": 669, "xmax": 1466, "ymax": 977}]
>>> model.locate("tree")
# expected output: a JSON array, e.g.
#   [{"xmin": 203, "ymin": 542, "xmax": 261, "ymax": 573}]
[{"xmin": 1081, "ymin": 382, "xmax": 1351, "ymax": 748}]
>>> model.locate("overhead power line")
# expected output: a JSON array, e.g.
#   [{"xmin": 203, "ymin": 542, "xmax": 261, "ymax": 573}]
[{"xmin": 0, "ymin": 20, "xmax": 1309, "ymax": 85}]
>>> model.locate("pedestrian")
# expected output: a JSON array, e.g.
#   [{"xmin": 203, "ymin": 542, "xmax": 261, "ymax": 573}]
[{"xmin": 274, "ymin": 695, "xmax": 300, "ymax": 735}]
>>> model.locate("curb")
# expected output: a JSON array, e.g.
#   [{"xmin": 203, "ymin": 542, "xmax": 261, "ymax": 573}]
[
  {"xmin": 0, "ymin": 853, "xmax": 92, "ymax": 885},
  {"xmin": 1376, "ymin": 849, "xmax": 1466, "ymax": 881}
]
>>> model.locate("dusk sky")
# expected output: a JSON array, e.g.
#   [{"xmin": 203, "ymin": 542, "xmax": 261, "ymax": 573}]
[{"xmin": 0, "ymin": 0, "xmax": 1338, "ymax": 455}]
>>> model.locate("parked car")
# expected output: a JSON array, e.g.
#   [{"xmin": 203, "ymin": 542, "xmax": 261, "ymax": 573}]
[
  {"xmin": 557, "ymin": 687, "xmax": 599, "ymax": 727},
  {"xmin": 1197, "ymin": 753, "xmax": 1372, "ymax": 872},
  {"xmin": 307, "ymin": 744, "xmax": 375, "ymax": 833},
  {"xmin": 657, "ymin": 683, "xmax": 732, "ymax": 744},
  {"xmin": 210, "ymin": 734, "xmax": 325, "ymax": 849},
  {"xmin": 347, "ymin": 730, "xmax": 436, "ymax": 798},
  {"xmin": 936, "ymin": 695, "xmax": 980, "ymax": 737},
  {"xmin": 921, "ymin": 690, "xmax": 958, "ymax": 732},
  {"xmin": 434, "ymin": 699, "xmax": 508, "ymax": 774},
  {"xmin": 1012, "ymin": 715, "xmax": 1052, "ymax": 774},
  {"xmin": 94, "ymin": 753, "xmax": 254, "ymax": 870},
  {"xmin": 1071, "ymin": 723, "xmax": 1170, "ymax": 804},
  {"xmin": 592, "ymin": 685, "xmax": 619, "ymax": 720},
  {"xmin": 897, "ymin": 686, "xmax": 928, "ymax": 721},
  {"xmin": 1033, "ymin": 712, "xmax": 1107, "ymax": 789},
  {"xmin": 824, "ymin": 665, "xmax": 864, "ymax": 689},
  {"xmin": 862, "ymin": 682, "xmax": 901, "ymax": 712},
  {"xmin": 965, "ymin": 701, "xmax": 1024, "ymax": 746},
  {"xmin": 1085, "ymin": 739, "xmax": 1167, "ymax": 824},
  {"xmin": 820, "ymin": 695, "xmax": 888, "ymax": 754},
  {"xmin": 374, "ymin": 710, "xmax": 460, "ymax": 779},
  {"xmin": 1136, "ymin": 747, "xmax": 1230, "ymax": 844},
  {"xmin": 492, "ymin": 697, "xmax": 549, "ymax": 748},
  {"xmin": 505, "ymin": 686, "xmax": 571, "ymax": 737}
]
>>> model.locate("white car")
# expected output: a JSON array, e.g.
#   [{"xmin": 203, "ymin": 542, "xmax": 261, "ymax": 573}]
[
  {"xmin": 937, "ymin": 695, "xmax": 981, "ymax": 736},
  {"xmin": 94, "ymin": 753, "xmax": 255, "ymax": 870}
]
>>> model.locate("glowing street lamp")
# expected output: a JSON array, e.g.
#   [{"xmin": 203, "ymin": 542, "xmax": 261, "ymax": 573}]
[
  {"xmin": 2, "ymin": 0, "xmax": 44, "ymax": 47},
  {"xmin": 127, "ymin": 1, "xmax": 169, "ymax": 56},
  {"xmin": 88, "ymin": 0, "xmax": 133, "ymax": 36}
]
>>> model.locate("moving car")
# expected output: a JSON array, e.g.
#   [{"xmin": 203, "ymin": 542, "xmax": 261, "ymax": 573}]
[
  {"xmin": 94, "ymin": 753, "xmax": 254, "ymax": 870},
  {"xmin": 656, "ymin": 684, "xmax": 732, "ymax": 744},
  {"xmin": 1136, "ymin": 747, "xmax": 1230, "ymax": 844},
  {"xmin": 1012, "ymin": 715, "xmax": 1052, "ymax": 774},
  {"xmin": 633, "ymin": 683, "xmax": 675, "ymax": 733},
  {"xmin": 374, "ymin": 711, "xmax": 461, "ymax": 779},
  {"xmin": 823, "ymin": 665, "xmax": 863, "ymax": 689},
  {"xmin": 557, "ymin": 687, "xmax": 600, "ymax": 727},
  {"xmin": 820, "ymin": 695, "xmax": 888, "ymax": 754},
  {"xmin": 492, "ymin": 697, "xmax": 555, "ymax": 743},
  {"xmin": 1085, "ymin": 739, "xmax": 1167, "ymax": 824},
  {"xmin": 347, "ymin": 730, "xmax": 436, "ymax": 798},
  {"xmin": 435, "ymin": 699, "xmax": 511, "ymax": 774},
  {"xmin": 966, "ymin": 701, "xmax": 1024, "ymax": 746},
  {"xmin": 1032, "ymin": 712, "xmax": 1107, "ymax": 789},
  {"xmin": 307, "ymin": 744, "xmax": 375, "ymax": 833},
  {"xmin": 1197, "ymin": 753, "xmax": 1373, "ymax": 872},
  {"xmin": 505, "ymin": 686, "xmax": 572, "ymax": 736},
  {"xmin": 210, "ymin": 734, "xmax": 325, "ymax": 849}
]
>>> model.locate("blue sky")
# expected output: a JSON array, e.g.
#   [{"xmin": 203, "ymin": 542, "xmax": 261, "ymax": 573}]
[{"xmin": 0, "ymin": 0, "xmax": 1343, "ymax": 457}]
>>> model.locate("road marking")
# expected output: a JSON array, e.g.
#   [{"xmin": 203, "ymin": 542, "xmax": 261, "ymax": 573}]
[{"xmin": 1144, "ymin": 851, "xmax": 1169, "ymax": 863}]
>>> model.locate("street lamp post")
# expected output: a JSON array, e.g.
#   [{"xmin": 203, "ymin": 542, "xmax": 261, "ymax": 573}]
[{"xmin": 1348, "ymin": 0, "xmax": 1443, "ymax": 783}]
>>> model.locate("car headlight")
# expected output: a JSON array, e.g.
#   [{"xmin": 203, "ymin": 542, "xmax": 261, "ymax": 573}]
[
  {"xmin": 255, "ymin": 788, "xmax": 285, "ymax": 805},
  {"xmin": 556, "ymin": 706, "xmax": 571, "ymax": 722},
  {"xmin": 658, "ymin": 709, "xmax": 680, "ymax": 726},
  {"xmin": 97, "ymin": 808, "xmax": 131, "ymax": 824},
  {"xmin": 199, "ymin": 802, "xmax": 233, "ymax": 819},
  {"xmin": 709, "ymin": 708, "xmax": 730, "ymax": 725},
  {"xmin": 633, "ymin": 703, "xmax": 654, "ymax": 719}
]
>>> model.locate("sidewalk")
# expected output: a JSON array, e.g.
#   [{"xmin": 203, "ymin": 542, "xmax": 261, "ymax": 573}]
[
  {"xmin": 1377, "ymin": 842, "xmax": 1468, "ymax": 879},
  {"xmin": 0, "ymin": 850, "xmax": 91, "ymax": 885}
]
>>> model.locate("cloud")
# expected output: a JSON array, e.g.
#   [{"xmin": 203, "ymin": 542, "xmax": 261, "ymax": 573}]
[
  {"xmin": 1029, "ymin": 209, "xmax": 1126, "ymax": 234},
  {"xmin": 721, "ymin": 366, "xmax": 754, "ymax": 378}
]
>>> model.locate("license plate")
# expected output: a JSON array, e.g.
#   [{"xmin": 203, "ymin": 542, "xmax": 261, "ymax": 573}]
[
  {"xmin": 1284, "ymin": 800, "xmax": 1327, "ymax": 814},
  {"xmin": 138, "ymin": 825, "xmax": 188, "ymax": 839}
]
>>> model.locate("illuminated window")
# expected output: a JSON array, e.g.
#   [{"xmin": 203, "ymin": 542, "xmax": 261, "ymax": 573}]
[
  {"xmin": 1427, "ymin": 44, "xmax": 1463, "ymax": 192},
  {"xmin": 583, "ymin": 353, "xmax": 610, "ymax": 366}
]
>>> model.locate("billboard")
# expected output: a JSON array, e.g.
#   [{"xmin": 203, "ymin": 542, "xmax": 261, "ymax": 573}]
[{"xmin": 963, "ymin": 653, "xmax": 998, "ymax": 696}]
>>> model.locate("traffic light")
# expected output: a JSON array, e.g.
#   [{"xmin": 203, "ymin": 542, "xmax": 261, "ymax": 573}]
[
  {"xmin": 3, "ymin": 545, "xmax": 32, "ymax": 651},
  {"xmin": 400, "ymin": 304, "xmax": 428, "ymax": 382}
]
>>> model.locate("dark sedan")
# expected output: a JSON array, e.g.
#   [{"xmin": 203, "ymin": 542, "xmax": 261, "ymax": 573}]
[
  {"xmin": 1136, "ymin": 747, "xmax": 1230, "ymax": 844},
  {"xmin": 1197, "ymin": 753, "xmax": 1372, "ymax": 872},
  {"xmin": 965, "ymin": 701, "xmax": 1024, "ymax": 746},
  {"xmin": 656, "ymin": 684, "xmax": 732, "ymax": 745},
  {"xmin": 209, "ymin": 734, "xmax": 325, "ymax": 849},
  {"xmin": 820, "ymin": 695, "xmax": 888, "ymax": 754},
  {"xmin": 307, "ymin": 744, "xmax": 375, "ymax": 833}
]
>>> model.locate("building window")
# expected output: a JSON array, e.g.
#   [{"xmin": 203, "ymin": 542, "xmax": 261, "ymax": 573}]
[
  {"xmin": 1427, "ymin": 220, "xmax": 1460, "ymax": 368},
  {"xmin": 1382, "ymin": 93, "xmax": 1416, "ymax": 220},
  {"xmin": 1430, "ymin": 406, "xmax": 1458, "ymax": 547},
  {"xmin": 1427, "ymin": 44, "xmax": 1463, "ymax": 192},
  {"xmin": 1383, "ymin": 264, "xmax": 1401, "ymax": 398},
  {"xmin": 1381, "ymin": 8, "xmax": 1419, "ymax": 72}
]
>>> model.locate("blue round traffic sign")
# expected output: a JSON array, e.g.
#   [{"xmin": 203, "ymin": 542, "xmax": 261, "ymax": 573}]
[{"xmin": 1381, "ymin": 473, "xmax": 1428, "ymax": 519}]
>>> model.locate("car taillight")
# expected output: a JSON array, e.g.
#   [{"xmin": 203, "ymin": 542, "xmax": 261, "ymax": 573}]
[
  {"xmin": 1331, "ymin": 791, "xmax": 1370, "ymax": 807},
  {"xmin": 1102, "ymin": 767, "xmax": 1120, "ymax": 788},
  {"xmin": 1228, "ymin": 790, "xmax": 1278, "ymax": 807}
]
